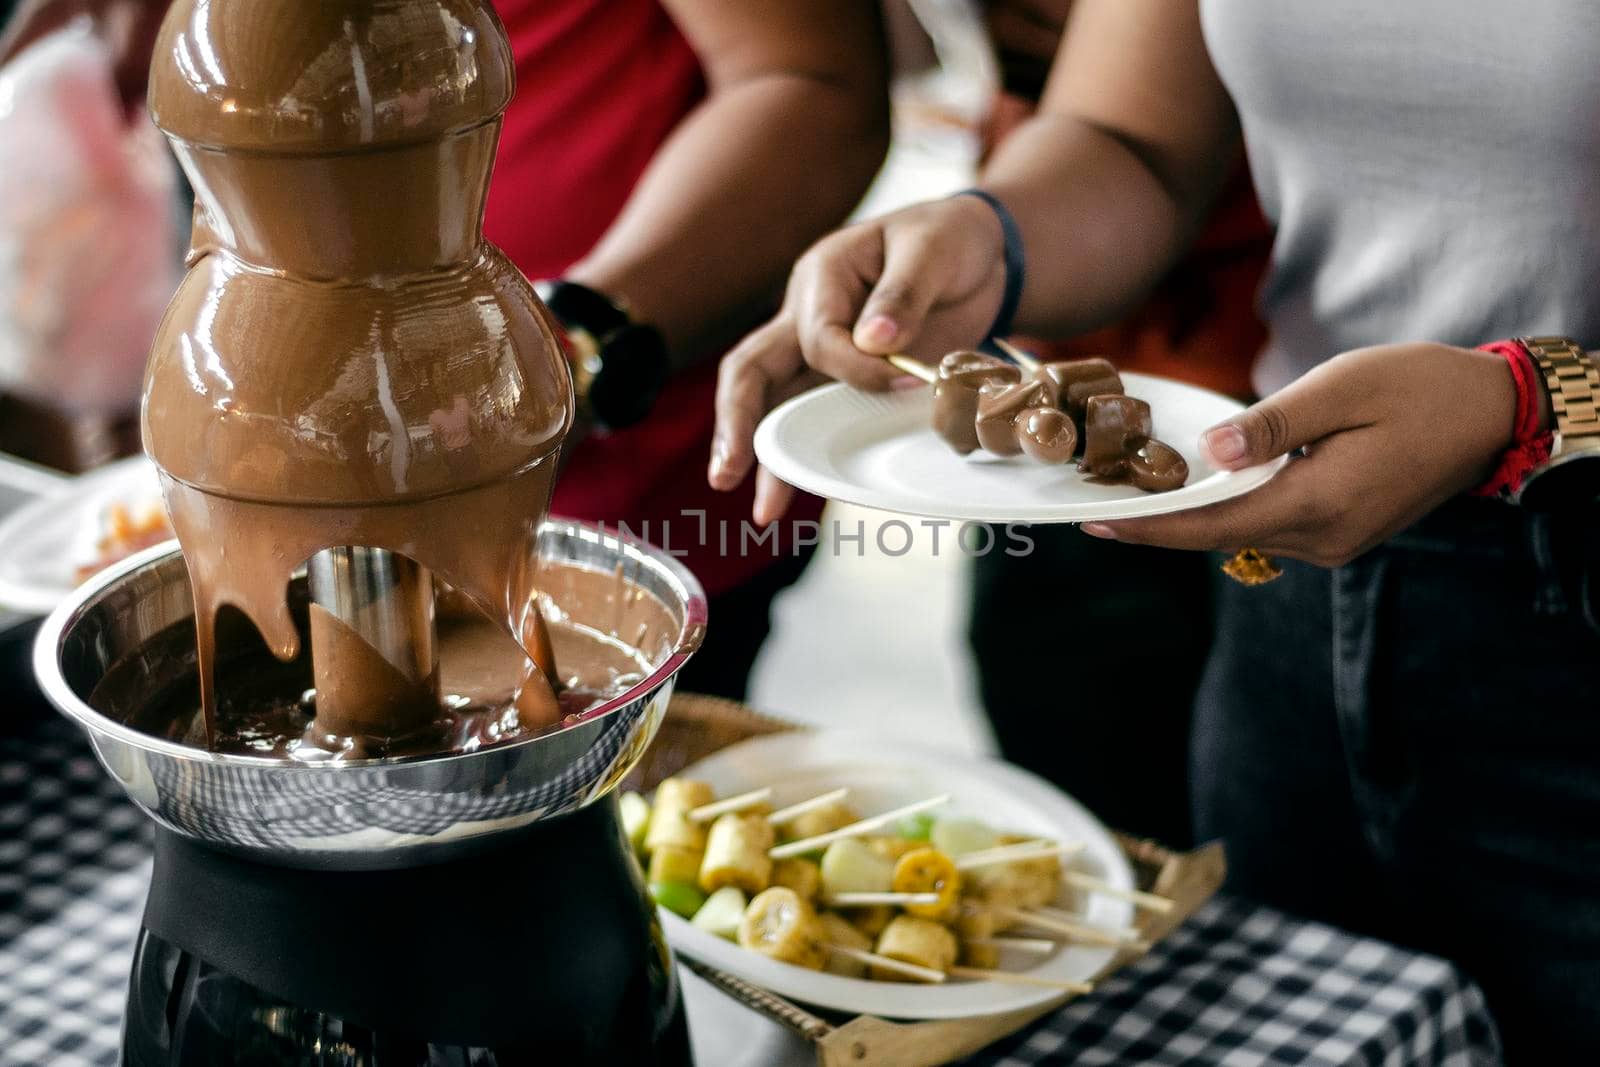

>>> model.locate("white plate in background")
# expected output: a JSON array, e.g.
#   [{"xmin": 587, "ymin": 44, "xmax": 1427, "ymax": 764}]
[
  {"xmin": 659, "ymin": 729, "xmax": 1135, "ymax": 1020},
  {"xmin": 0, "ymin": 455, "xmax": 168, "ymax": 615},
  {"xmin": 754, "ymin": 372, "xmax": 1283, "ymax": 524}
]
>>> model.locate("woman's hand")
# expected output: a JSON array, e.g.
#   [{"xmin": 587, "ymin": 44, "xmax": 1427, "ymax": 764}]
[
  {"xmin": 709, "ymin": 195, "xmax": 1006, "ymax": 522},
  {"xmin": 1083, "ymin": 343, "xmax": 1521, "ymax": 567}
]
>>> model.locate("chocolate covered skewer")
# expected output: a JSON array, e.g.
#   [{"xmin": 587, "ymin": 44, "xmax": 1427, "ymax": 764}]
[{"xmin": 875, "ymin": 350, "xmax": 1189, "ymax": 491}]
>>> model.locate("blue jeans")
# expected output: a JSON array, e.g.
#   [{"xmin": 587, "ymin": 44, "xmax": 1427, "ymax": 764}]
[{"xmin": 1193, "ymin": 499, "xmax": 1600, "ymax": 1063}]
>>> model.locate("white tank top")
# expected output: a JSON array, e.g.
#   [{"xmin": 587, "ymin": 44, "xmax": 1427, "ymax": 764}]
[{"xmin": 1200, "ymin": 0, "xmax": 1600, "ymax": 394}]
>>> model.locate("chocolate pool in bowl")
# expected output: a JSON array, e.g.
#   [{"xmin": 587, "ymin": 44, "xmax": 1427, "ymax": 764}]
[{"xmin": 32, "ymin": 521, "xmax": 706, "ymax": 870}]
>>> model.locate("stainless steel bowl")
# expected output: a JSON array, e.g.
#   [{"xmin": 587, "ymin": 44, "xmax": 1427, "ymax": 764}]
[{"xmin": 32, "ymin": 521, "xmax": 706, "ymax": 870}]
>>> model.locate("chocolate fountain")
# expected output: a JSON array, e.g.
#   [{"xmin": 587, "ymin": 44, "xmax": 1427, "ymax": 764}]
[{"xmin": 31, "ymin": 1, "xmax": 703, "ymax": 1062}]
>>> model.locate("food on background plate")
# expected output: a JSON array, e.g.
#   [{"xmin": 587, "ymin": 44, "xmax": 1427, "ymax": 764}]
[
  {"xmin": 818, "ymin": 912, "xmax": 873, "ymax": 977},
  {"xmin": 699, "ymin": 812, "xmax": 775, "ymax": 895},
  {"xmin": 771, "ymin": 856, "xmax": 822, "ymax": 900},
  {"xmin": 892, "ymin": 847, "xmax": 962, "ymax": 920},
  {"xmin": 783, "ymin": 798, "xmax": 860, "ymax": 841},
  {"xmin": 73, "ymin": 501, "xmax": 173, "ymax": 583},
  {"xmin": 739, "ymin": 886, "xmax": 830, "ymax": 969},
  {"xmin": 873, "ymin": 915, "xmax": 958, "ymax": 980},
  {"xmin": 625, "ymin": 777, "xmax": 1166, "ymax": 990},
  {"xmin": 691, "ymin": 886, "xmax": 747, "ymax": 941}
]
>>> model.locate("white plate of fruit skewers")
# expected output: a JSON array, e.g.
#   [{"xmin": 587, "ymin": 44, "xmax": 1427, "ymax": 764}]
[
  {"xmin": 753, "ymin": 342, "xmax": 1286, "ymax": 524},
  {"xmin": 621, "ymin": 729, "xmax": 1173, "ymax": 1021}
]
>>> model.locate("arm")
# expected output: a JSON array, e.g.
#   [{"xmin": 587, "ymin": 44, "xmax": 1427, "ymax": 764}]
[
  {"xmin": 985, "ymin": 0, "xmax": 1239, "ymax": 337},
  {"xmin": 565, "ymin": 0, "xmax": 890, "ymax": 372}
]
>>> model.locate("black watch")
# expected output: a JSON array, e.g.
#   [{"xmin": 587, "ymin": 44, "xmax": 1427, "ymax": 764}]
[{"xmin": 535, "ymin": 280, "xmax": 670, "ymax": 430}]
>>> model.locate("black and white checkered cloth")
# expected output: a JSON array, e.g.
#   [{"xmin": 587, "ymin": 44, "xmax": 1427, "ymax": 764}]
[
  {"xmin": 1, "ymin": 713, "xmax": 1501, "ymax": 1067},
  {"xmin": 966, "ymin": 899, "xmax": 1500, "ymax": 1067}
]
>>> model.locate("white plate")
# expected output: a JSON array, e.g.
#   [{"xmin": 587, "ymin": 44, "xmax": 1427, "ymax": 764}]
[
  {"xmin": 0, "ymin": 455, "xmax": 169, "ymax": 615},
  {"xmin": 754, "ymin": 372, "xmax": 1284, "ymax": 523},
  {"xmin": 660, "ymin": 730, "xmax": 1135, "ymax": 1021}
]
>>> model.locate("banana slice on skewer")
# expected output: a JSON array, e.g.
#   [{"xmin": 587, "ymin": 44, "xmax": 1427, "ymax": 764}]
[
  {"xmin": 646, "ymin": 778, "xmax": 716, "ymax": 854},
  {"xmin": 699, "ymin": 813, "xmax": 774, "ymax": 895},
  {"xmin": 873, "ymin": 915, "xmax": 958, "ymax": 981},
  {"xmin": 771, "ymin": 857, "xmax": 822, "ymax": 901},
  {"xmin": 819, "ymin": 912, "xmax": 873, "ymax": 977},
  {"xmin": 738, "ymin": 887, "xmax": 829, "ymax": 970},
  {"xmin": 891, "ymin": 847, "xmax": 962, "ymax": 921}
]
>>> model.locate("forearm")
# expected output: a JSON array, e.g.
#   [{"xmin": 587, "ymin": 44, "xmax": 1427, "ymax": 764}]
[
  {"xmin": 981, "ymin": 112, "xmax": 1222, "ymax": 338},
  {"xmin": 976, "ymin": 0, "xmax": 1239, "ymax": 339},
  {"xmin": 568, "ymin": 74, "xmax": 889, "ymax": 370}
]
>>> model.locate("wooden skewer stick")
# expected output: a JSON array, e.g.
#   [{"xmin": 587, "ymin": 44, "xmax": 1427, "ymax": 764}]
[
  {"xmin": 965, "ymin": 936, "xmax": 1058, "ymax": 955},
  {"xmin": 1064, "ymin": 871, "xmax": 1176, "ymax": 914},
  {"xmin": 991, "ymin": 337, "xmax": 1040, "ymax": 372},
  {"xmin": 989, "ymin": 905, "xmax": 1150, "ymax": 951},
  {"xmin": 948, "ymin": 966, "xmax": 1093, "ymax": 994},
  {"xmin": 688, "ymin": 787, "xmax": 774, "ymax": 824},
  {"xmin": 827, "ymin": 892, "xmax": 941, "ymax": 907},
  {"xmin": 1026, "ymin": 904, "xmax": 1097, "ymax": 923},
  {"xmin": 767, "ymin": 787, "xmax": 851, "ymax": 827},
  {"xmin": 1027, "ymin": 904, "xmax": 1142, "ymax": 940},
  {"xmin": 828, "ymin": 946, "xmax": 1095, "ymax": 993},
  {"xmin": 953, "ymin": 840, "xmax": 1085, "ymax": 871},
  {"xmin": 770, "ymin": 795, "xmax": 952, "ymax": 860},
  {"xmin": 884, "ymin": 353, "xmax": 936, "ymax": 384},
  {"xmin": 828, "ymin": 945, "xmax": 945, "ymax": 983}
]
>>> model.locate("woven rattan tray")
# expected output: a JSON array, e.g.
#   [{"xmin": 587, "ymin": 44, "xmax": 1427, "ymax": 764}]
[{"xmin": 625, "ymin": 694, "xmax": 1227, "ymax": 1067}]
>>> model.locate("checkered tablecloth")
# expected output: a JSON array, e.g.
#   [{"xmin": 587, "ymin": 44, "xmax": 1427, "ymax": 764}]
[{"xmin": 1, "ymin": 712, "xmax": 1502, "ymax": 1067}]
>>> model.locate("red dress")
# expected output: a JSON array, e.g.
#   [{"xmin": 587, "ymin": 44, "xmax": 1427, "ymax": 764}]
[{"xmin": 486, "ymin": 0, "xmax": 821, "ymax": 598}]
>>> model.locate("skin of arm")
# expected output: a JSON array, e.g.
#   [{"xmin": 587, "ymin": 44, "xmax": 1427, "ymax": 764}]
[
  {"xmin": 565, "ymin": 0, "xmax": 891, "ymax": 373},
  {"xmin": 979, "ymin": 0, "xmax": 1240, "ymax": 338}
]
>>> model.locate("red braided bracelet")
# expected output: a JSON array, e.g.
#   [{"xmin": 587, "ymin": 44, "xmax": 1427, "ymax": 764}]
[{"xmin": 1472, "ymin": 340, "xmax": 1553, "ymax": 498}]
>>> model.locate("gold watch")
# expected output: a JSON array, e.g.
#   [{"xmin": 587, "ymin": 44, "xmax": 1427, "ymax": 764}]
[{"xmin": 1514, "ymin": 335, "xmax": 1600, "ymax": 510}]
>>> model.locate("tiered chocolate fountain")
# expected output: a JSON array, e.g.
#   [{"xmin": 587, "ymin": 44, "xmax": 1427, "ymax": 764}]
[{"xmin": 32, "ymin": 1, "xmax": 704, "ymax": 1062}]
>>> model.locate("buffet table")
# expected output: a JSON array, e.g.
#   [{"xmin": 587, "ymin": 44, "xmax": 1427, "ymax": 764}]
[{"xmin": 1, "ymin": 710, "xmax": 1503, "ymax": 1067}]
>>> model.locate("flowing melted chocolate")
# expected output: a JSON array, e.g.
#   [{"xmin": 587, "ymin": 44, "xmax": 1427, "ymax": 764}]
[
  {"xmin": 90, "ymin": 560, "xmax": 677, "ymax": 762},
  {"xmin": 141, "ymin": 0, "xmax": 576, "ymax": 755}
]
